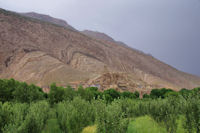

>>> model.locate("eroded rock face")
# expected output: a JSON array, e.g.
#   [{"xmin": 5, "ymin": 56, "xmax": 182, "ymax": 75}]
[
  {"xmin": 0, "ymin": 51, "xmax": 91, "ymax": 86},
  {"xmin": 0, "ymin": 8, "xmax": 200, "ymax": 92}
]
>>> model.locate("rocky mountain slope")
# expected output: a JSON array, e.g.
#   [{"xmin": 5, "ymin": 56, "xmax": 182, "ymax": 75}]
[
  {"xmin": 0, "ymin": 8, "xmax": 200, "ymax": 94},
  {"xmin": 81, "ymin": 30, "xmax": 115, "ymax": 42},
  {"xmin": 20, "ymin": 12, "xmax": 76, "ymax": 31}
]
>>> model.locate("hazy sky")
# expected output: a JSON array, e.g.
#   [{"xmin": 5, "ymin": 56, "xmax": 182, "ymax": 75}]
[{"xmin": 0, "ymin": 0, "xmax": 200, "ymax": 76}]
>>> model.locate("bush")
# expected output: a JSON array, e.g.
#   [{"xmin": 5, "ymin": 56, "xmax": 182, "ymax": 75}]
[
  {"xmin": 183, "ymin": 97, "xmax": 200, "ymax": 133},
  {"xmin": 0, "ymin": 102, "xmax": 13, "ymax": 132},
  {"xmin": 95, "ymin": 100, "xmax": 129, "ymax": 133},
  {"xmin": 42, "ymin": 119, "xmax": 62, "ymax": 133},
  {"xmin": 149, "ymin": 97, "xmax": 180, "ymax": 133},
  {"xmin": 22, "ymin": 101, "xmax": 50, "ymax": 133},
  {"xmin": 57, "ymin": 97, "xmax": 95, "ymax": 133},
  {"xmin": 2, "ymin": 103, "xmax": 28, "ymax": 133}
]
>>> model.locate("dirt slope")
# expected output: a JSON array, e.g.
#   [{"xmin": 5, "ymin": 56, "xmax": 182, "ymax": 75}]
[
  {"xmin": 20, "ymin": 12, "xmax": 76, "ymax": 31},
  {"xmin": 0, "ymin": 8, "xmax": 200, "ymax": 93}
]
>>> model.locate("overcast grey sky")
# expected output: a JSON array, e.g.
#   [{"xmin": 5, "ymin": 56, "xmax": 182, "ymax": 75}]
[{"xmin": 0, "ymin": 0, "xmax": 200, "ymax": 76}]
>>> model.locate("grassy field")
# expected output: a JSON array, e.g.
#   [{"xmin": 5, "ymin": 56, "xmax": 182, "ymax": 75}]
[
  {"xmin": 127, "ymin": 116, "xmax": 167, "ymax": 133},
  {"xmin": 81, "ymin": 116, "xmax": 187, "ymax": 133},
  {"xmin": 82, "ymin": 125, "xmax": 97, "ymax": 133},
  {"xmin": 127, "ymin": 116, "xmax": 187, "ymax": 133}
]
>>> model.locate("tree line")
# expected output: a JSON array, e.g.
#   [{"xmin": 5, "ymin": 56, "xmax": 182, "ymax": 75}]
[{"xmin": 0, "ymin": 78, "xmax": 200, "ymax": 133}]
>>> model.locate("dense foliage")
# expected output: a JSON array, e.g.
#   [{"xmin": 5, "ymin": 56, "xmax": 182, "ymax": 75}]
[{"xmin": 0, "ymin": 78, "xmax": 200, "ymax": 133}]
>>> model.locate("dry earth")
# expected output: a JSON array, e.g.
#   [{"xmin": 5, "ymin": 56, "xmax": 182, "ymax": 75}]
[{"xmin": 0, "ymin": 8, "xmax": 200, "ymax": 94}]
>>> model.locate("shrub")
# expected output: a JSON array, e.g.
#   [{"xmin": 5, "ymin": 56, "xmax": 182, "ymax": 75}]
[
  {"xmin": 95, "ymin": 100, "xmax": 129, "ymax": 133},
  {"xmin": 22, "ymin": 101, "xmax": 50, "ymax": 133},
  {"xmin": 183, "ymin": 97, "xmax": 200, "ymax": 133},
  {"xmin": 2, "ymin": 103, "xmax": 28, "ymax": 133},
  {"xmin": 57, "ymin": 97, "xmax": 95, "ymax": 133},
  {"xmin": 0, "ymin": 102, "xmax": 13, "ymax": 132},
  {"xmin": 42, "ymin": 119, "xmax": 62, "ymax": 133},
  {"xmin": 149, "ymin": 98, "xmax": 179, "ymax": 133}
]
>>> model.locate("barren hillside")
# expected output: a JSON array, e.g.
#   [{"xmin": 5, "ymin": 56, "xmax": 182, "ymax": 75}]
[
  {"xmin": 0, "ymin": 8, "xmax": 200, "ymax": 93},
  {"xmin": 20, "ymin": 12, "xmax": 76, "ymax": 31},
  {"xmin": 81, "ymin": 30, "xmax": 115, "ymax": 42}
]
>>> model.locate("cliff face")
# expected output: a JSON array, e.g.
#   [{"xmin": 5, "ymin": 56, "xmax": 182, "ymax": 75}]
[{"xmin": 0, "ymin": 8, "xmax": 200, "ymax": 93}]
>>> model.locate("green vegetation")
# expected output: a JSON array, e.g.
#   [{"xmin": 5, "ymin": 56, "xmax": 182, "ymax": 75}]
[
  {"xmin": 0, "ymin": 78, "xmax": 200, "ymax": 133},
  {"xmin": 127, "ymin": 116, "xmax": 167, "ymax": 133},
  {"xmin": 82, "ymin": 125, "xmax": 97, "ymax": 133}
]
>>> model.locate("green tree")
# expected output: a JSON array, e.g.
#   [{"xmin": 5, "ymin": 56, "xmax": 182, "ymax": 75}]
[
  {"xmin": 103, "ymin": 89, "xmax": 121, "ymax": 103},
  {"xmin": 23, "ymin": 101, "xmax": 50, "ymax": 133},
  {"xmin": 57, "ymin": 97, "xmax": 95, "ymax": 133},
  {"xmin": 0, "ymin": 79, "xmax": 17, "ymax": 102},
  {"xmin": 150, "ymin": 88, "xmax": 174, "ymax": 99},
  {"xmin": 2, "ymin": 103, "xmax": 28, "ymax": 133},
  {"xmin": 12, "ymin": 83, "xmax": 44, "ymax": 103},
  {"xmin": 95, "ymin": 100, "xmax": 129, "ymax": 133},
  {"xmin": 48, "ymin": 83, "xmax": 65, "ymax": 105}
]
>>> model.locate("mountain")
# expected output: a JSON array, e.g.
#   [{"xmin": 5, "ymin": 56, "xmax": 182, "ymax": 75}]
[
  {"xmin": 81, "ymin": 30, "xmax": 115, "ymax": 42},
  {"xmin": 20, "ymin": 12, "xmax": 76, "ymax": 31},
  {"xmin": 0, "ymin": 8, "xmax": 200, "ymax": 94},
  {"xmin": 81, "ymin": 30, "xmax": 145, "ymax": 53}
]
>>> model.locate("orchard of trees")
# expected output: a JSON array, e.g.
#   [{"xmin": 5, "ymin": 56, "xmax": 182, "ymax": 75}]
[{"xmin": 0, "ymin": 78, "xmax": 200, "ymax": 133}]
